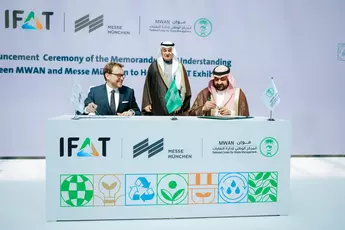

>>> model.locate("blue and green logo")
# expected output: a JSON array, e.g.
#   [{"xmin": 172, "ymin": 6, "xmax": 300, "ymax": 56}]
[
  {"xmin": 260, "ymin": 137, "xmax": 279, "ymax": 157},
  {"xmin": 194, "ymin": 18, "xmax": 212, "ymax": 37}
]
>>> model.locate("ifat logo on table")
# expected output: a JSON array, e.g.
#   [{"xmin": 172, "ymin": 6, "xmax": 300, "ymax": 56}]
[{"xmin": 59, "ymin": 137, "xmax": 111, "ymax": 157}]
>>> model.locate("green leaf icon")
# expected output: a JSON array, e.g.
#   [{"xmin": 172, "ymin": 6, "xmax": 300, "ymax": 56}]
[
  {"xmin": 248, "ymin": 195, "xmax": 256, "ymax": 202},
  {"xmin": 271, "ymin": 172, "xmax": 278, "ymax": 180},
  {"xmin": 263, "ymin": 180, "xmax": 270, "ymax": 187},
  {"xmin": 161, "ymin": 189, "xmax": 173, "ymax": 201},
  {"xmin": 269, "ymin": 194, "xmax": 277, "ymax": 202},
  {"xmin": 172, "ymin": 189, "xmax": 185, "ymax": 201},
  {"xmin": 270, "ymin": 180, "xmax": 277, "ymax": 187},
  {"xmin": 262, "ymin": 194, "xmax": 270, "ymax": 202},
  {"xmin": 256, "ymin": 180, "xmax": 263, "ymax": 187},
  {"xmin": 270, "ymin": 187, "xmax": 277, "ymax": 194},
  {"xmin": 248, "ymin": 180, "xmax": 256, "ymax": 188},
  {"xmin": 255, "ymin": 187, "xmax": 263, "ymax": 195},
  {"xmin": 256, "ymin": 195, "xmax": 263, "ymax": 202},
  {"xmin": 262, "ymin": 187, "xmax": 271, "ymax": 195},
  {"xmin": 263, "ymin": 172, "xmax": 271, "ymax": 180},
  {"xmin": 249, "ymin": 173, "xmax": 256, "ymax": 180},
  {"xmin": 255, "ymin": 172, "xmax": 263, "ymax": 180}
]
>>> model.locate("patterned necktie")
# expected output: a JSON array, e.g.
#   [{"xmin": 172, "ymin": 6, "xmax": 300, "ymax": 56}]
[{"xmin": 110, "ymin": 89, "xmax": 116, "ymax": 115}]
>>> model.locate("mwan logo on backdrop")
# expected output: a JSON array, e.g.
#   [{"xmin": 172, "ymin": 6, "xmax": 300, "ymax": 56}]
[{"xmin": 3, "ymin": 9, "xmax": 213, "ymax": 37}]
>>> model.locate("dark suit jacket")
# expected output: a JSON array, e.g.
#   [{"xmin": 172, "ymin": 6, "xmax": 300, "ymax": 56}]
[{"xmin": 84, "ymin": 84, "xmax": 141, "ymax": 115}]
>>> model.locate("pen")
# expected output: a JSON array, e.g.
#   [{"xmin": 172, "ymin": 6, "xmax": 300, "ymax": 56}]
[{"xmin": 208, "ymin": 97, "xmax": 220, "ymax": 109}]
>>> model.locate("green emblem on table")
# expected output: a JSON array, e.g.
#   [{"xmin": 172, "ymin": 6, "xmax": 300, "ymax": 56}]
[
  {"xmin": 157, "ymin": 173, "xmax": 188, "ymax": 205},
  {"xmin": 60, "ymin": 174, "xmax": 93, "ymax": 207},
  {"xmin": 260, "ymin": 137, "xmax": 279, "ymax": 157},
  {"xmin": 248, "ymin": 172, "xmax": 278, "ymax": 203}
]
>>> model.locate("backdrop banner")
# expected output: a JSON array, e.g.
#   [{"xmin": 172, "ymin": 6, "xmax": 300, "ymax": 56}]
[{"xmin": 0, "ymin": 0, "xmax": 344, "ymax": 156}]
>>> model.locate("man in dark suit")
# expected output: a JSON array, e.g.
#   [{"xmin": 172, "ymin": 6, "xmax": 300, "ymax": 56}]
[{"xmin": 84, "ymin": 62, "xmax": 141, "ymax": 116}]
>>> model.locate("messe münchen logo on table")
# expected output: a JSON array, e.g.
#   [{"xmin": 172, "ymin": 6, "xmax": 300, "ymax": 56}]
[
  {"xmin": 194, "ymin": 18, "xmax": 212, "ymax": 37},
  {"xmin": 259, "ymin": 137, "xmax": 279, "ymax": 157},
  {"xmin": 133, "ymin": 138, "xmax": 164, "ymax": 158}
]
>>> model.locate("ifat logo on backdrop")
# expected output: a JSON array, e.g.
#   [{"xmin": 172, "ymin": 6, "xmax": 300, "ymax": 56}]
[
  {"xmin": 5, "ymin": 10, "xmax": 54, "ymax": 30},
  {"xmin": 75, "ymin": 14, "xmax": 103, "ymax": 33},
  {"xmin": 337, "ymin": 43, "xmax": 345, "ymax": 61},
  {"xmin": 60, "ymin": 137, "xmax": 111, "ymax": 157}
]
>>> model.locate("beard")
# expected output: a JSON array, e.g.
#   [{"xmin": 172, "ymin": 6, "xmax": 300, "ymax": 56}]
[{"xmin": 214, "ymin": 82, "xmax": 228, "ymax": 91}]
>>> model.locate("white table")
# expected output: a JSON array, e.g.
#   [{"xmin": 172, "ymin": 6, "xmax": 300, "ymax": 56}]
[{"xmin": 46, "ymin": 116, "xmax": 291, "ymax": 221}]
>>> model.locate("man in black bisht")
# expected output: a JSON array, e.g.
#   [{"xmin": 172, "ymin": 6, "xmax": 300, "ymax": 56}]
[{"xmin": 141, "ymin": 41, "xmax": 191, "ymax": 115}]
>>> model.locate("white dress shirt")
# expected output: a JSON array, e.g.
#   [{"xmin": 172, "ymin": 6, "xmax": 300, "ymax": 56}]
[
  {"xmin": 84, "ymin": 84, "xmax": 119, "ymax": 115},
  {"xmin": 214, "ymin": 90, "xmax": 225, "ymax": 116},
  {"xmin": 106, "ymin": 84, "xmax": 119, "ymax": 112},
  {"xmin": 214, "ymin": 90, "xmax": 235, "ymax": 116}
]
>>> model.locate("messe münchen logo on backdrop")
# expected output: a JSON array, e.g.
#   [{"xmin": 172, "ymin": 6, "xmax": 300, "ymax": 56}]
[
  {"xmin": 194, "ymin": 18, "xmax": 212, "ymax": 37},
  {"xmin": 75, "ymin": 14, "xmax": 104, "ymax": 33},
  {"xmin": 59, "ymin": 137, "xmax": 111, "ymax": 157},
  {"xmin": 73, "ymin": 14, "xmax": 131, "ymax": 35},
  {"xmin": 337, "ymin": 43, "xmax": 345, "ymax": 61},
  {"xmin": 259, "ymin": 137, "xmax": 279, "ymax": 157},
  {"xmin": 4, "ymin": 10, "xmax": 54, "ymax": 30}
]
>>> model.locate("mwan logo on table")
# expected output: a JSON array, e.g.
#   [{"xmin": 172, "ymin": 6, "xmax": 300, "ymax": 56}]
[{"xmin": 59, "ymin": 137, "xmax": 111, "ymax": 157}]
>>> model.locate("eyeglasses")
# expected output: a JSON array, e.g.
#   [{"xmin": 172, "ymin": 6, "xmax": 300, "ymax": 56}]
[{"xmin": 109, "ymin": 73, "xmax": 126, "ymax": 79}]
